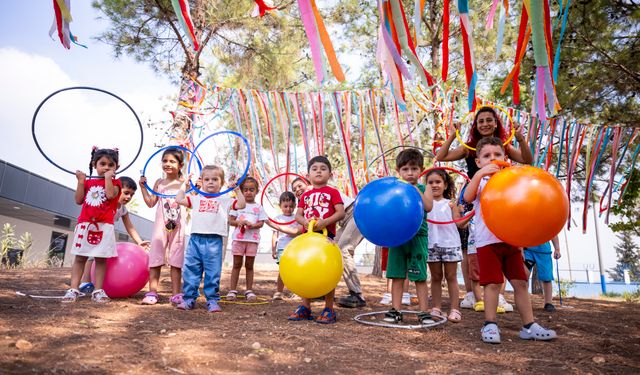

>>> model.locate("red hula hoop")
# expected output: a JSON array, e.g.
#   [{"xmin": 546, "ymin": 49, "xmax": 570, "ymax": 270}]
[
  {"xmin": 419, "ymin": 166, "xmax": 475, "ymax": 225},
  {"xmin": 260, "ymin": 172, "xmax": 309, "ymax": 225}
]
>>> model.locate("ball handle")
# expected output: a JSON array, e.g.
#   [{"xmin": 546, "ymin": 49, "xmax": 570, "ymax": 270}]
[
  {"xmin": 307, "ymin": 220, "xmax": 328, "ymax": 237},
  {"xmin": 491, "ymin": 160, "xmax": 511, "ymax": 168}
]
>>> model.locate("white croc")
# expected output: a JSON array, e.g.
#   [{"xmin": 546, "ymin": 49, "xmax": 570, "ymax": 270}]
[
  {"xmin": 519, "ymin": 323, "xmax": 557, "ymax": 341},
  {"xmin": 481, "ymin": 323, "xmax": 501, "ymax": 344}
]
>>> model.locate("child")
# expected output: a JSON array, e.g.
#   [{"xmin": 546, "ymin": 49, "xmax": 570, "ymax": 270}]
[
  {"xmin": 426, "ymin": 169, "xmax": 468, "ymax": 323},
  {"xmin": 79, "ymin": 176, "xmax": 150, "ymax": 293},
  {"xmin": 174, "ymin": 166, "xmax": 245, "ymax": 311},
  {"xmin": 524, "ymin": 236, "xmax": 561, "ymax": 312},
  {"xmin": 289, "ymin": 156, "xmax": 346, "ymax": 324},
  {"xmin": 463, "ymin": 136, "xmax": 556, "ymax": 343},
  {"xmin": 267, "ymin": 191, "xmax": 302, "ymax": 300},
  {"xmin": 383, "ymin": 149, "xmax": 434, "ymax": 324},
  {"xmin": 62, "ymin": 148, "xmax": 122, "ymax": 303},
  {"xmin": 226, "ymin": 177, "xmax": 267, "ymax": 301},
  {"xmin": 139, "ymin": 148, "xmax": 187, "ymax": 305}
]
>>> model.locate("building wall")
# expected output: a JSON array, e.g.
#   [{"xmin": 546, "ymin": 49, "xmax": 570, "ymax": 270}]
[{"xmin": 0, "ymin": 214, "xmax": 75, "ymax": 267}]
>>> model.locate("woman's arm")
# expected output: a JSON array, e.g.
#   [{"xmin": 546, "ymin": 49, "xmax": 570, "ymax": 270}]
[
  {"xmin": 506, "ymin": 125, "xmax": 533, "ymax": 164},
  {"xmin": 435, "ymin": 122, "xmax": 469, "ymax": 162}
]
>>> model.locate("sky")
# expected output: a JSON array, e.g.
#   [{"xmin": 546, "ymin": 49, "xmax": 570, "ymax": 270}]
[{"xmin": 0, "ymin": 1, "xmax": 631, "ymax": 282}]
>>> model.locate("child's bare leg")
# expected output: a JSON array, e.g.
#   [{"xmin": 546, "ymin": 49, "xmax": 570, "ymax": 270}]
[
  {"xmin": 543, "ymin": 281, "xmax": 553, "ymax": 304},
  {"xmin": 229, "ymin": 255, "xmax": 243, "ymax": 291},
  {"xmin": 444, "ymin": 262, "xmax": 460, "ymax": 310},
  {"xmin": 325, "ymin": 289, "xmax": 335, "ymax": 309},
  {"xmin": 511, "ymin": 279, "xmax": 534, "ymax": 324},
  {"xmin": 170, "ymin": 266, "xmax": 182, "ymax": 295},
  {"xmin": 70, "ymin": 256, "xmax": 88, "ymax": 289},
  {"xmin": 483, "ymin": 283, "xmax": 501, "ymax": 322},
  {"xmin": 148, "ymin": 266, "xmax": 161, "ymax": 292},
  {"xmin": 461, "ymin": 249, "xmax": 471, "ymax": 293},
  {"xmin": 81, "ymin": 259, "xmax": 93, "ymax": 283},
  {"xmin": 301, "ymin": 297, "xmax": 311, "ymax": 309},
  {"xmin": 93, "ymin": 258, "xmax": 107, "ymax": 290},
  {"xmin": 244, "ymin": 256, "xmax": 255, "ymax": 290},
  {"xmin": 276, "ymin": 274, "xmax": 284, "ymax": 293},
  {"xmin": 403, "ymin": 277, "xmax": 410, "ymax": 293},
  {"xmin": 415, "ymin": 280, "xmax": 429, "ymax": 311},
  {"xmin": 391, "ymin": 278, "xmax": 404, "ymax": 311},
  {"xmin": 428, "ymin": 263, "xmax": 443, "ymax": 309},
  {"xmin": 472, "ymin": 281, "xmax": 482, "ymax": 302}
]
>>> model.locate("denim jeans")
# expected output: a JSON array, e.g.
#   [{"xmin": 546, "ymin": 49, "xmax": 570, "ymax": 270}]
[{"xmin": 182, "ymin": 233, "xmax": 223, "ymax": 302}]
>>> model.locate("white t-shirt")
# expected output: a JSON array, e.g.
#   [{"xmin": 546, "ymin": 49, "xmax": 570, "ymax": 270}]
[
  {"xmin": 427, "ymin": 198, "xmax": 462, "ymax": 248},
  {"xmin": 114, "ymin": 205, "xmax": 127, "ymax": 222},
  {"xmin": 467, "ymin": 220, "xmax": 477, "ymax": 255},
  {"xmin": 274, "ymin": 214, "xmax": 299, "ymax": 249},
  {"xmin": 187, "ymin": 195, "xmax": 235, "ymax": 236},
  {"xmin": 473, "ymin": 177, "xmax": 501, "ymax": 248},
  {"xmin": 229, "ymin": 202, "xmax": 268, "ymax": 243}
]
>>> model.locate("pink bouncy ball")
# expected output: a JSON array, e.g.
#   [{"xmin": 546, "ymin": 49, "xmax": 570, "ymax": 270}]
[{"xmin": 91, "ymin": 242, "xmax": 149, "ymax": 298}]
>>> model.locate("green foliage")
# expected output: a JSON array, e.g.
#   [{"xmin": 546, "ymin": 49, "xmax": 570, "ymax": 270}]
[
  {"xmin": 622, "ymin": 287, "xmax": 640, "ymax": 303},
  {"xmin": 558, "ymin": 279, "xmax": 575, "ymax": 299},
  {"xmin": 607, "ymin": 230, "xmax": 640, "ymax": 282},
  {"xmin": 610, "ymin": 169, "xmax": 640, "ymax": 236},
  {"xmin": 1, "ymin": 223, "xmax": 16, "ymax": 260}
]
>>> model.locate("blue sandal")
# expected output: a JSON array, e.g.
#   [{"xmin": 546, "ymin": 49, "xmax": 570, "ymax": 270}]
[
  {"xmin": 288, "ymin": 305, "xmax": 313, "ymax": 321},
  {"xmin": 315, "ymin": 308, "xmax": 337, "ymax": 324}
]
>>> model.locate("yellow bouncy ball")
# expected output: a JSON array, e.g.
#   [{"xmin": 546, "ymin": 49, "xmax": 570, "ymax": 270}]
[{"xmin": 279, "ymin": 221, "xmax": 343, "ymax": 299}]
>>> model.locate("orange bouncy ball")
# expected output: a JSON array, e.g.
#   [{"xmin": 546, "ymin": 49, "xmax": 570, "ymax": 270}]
[{"xmin": 480, "ymin": 165, "xmax": 569, "ymax": 247}]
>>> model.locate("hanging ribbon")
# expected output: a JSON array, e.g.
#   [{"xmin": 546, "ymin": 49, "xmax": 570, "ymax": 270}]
[
  {"xmin": 252, "ymin": 0, "xmax": 277, "ymax": 17},
  {"xmin": 457, "ymin": 0, "xmax": 477, "ymax": 111},
  {"xmin": 442, "ymin": 0, "xmax": 450, "ymax": 82},
  {"xmin": 49, "ymin": 0, "xmax": 73, "ymax": 49},
  {"xmin": 552, "ymin": 0, "xmax": 571, "ymax": 81},
  {"xmin": 170, "ymin": 0, "xmax": 199, "ymax": 51},
  {"xmin": 331, "ymin": 92, "xmax": 358, "ymax": 195}
]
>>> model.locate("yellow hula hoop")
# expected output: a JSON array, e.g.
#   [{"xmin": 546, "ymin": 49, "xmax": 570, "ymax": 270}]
[
  {"xmin": 219, "ymin": 295, "xmax": 271, "ymax": 305},
  {"xmin": 455, "ymin": 104, "xmax": 515, "ymax": 151}
]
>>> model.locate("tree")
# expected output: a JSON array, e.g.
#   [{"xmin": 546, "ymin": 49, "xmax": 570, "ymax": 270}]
[
  {"xmin": 609, "ymin": 168, "xmax": 640, "ymax": 237},
  {"xmin": 607, "ymin": 230, "xmax": 640, "ymax": 282}
]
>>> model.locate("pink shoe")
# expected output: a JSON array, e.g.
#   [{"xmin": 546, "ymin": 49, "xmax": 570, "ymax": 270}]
[
  {"xmin": 170, "ymin": 293, "xmax": 184, "ymax": 306},
  {"xmin": 141, "ymin": 292, "xmax": 159, "ymax": 305}
]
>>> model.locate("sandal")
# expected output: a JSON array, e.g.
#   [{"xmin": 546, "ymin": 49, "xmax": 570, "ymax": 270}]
[
  {"xmin": 288, "ymin": 305, "xmax": 313, "ymax": 321},
  {"xmin": 244, "ymin": 290, "xmax": 257, "ymax": 302},
  {"xmin": 91, "ymin": 289, "xmax": 111, "ymax": 303},
  {"xmin": 315, "ymin": 307, "xmax": 337, "ymax": 324},
  {"xmin": 431, "ymin": 307, "xmax": 445, "ymax": 318},
  {"xmin": 225, "ymin": 290, "xmax": 238, "ymax": 301},
  {"xmin": 448, "ymin": 309, "xmax": 462, "ymax": 323},
  {"xmin": 61, "ymin": 288, "xmax": 80, "ymax": 303},
  {"xmin": 417, "ymin": 311, "xmax": 435, "ymax": 324},
  {"xmin": 383, "ymin": 308, "xmax": 403, "ymax": 324},
  {"xmin": 272, "ymin": 292, "xmax": 284, "ymax": 300},
  {"xmin": 141, "ymin": 291, "xmax": 159, "ymax": 305},
  {"xmin": 170, "ymin": 293, "xmax": 184, "ymax": 306}
]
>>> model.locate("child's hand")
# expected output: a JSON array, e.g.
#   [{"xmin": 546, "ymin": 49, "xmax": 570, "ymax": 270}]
[
  {"xmin": 138, "ymin": 240, "xmax": 150, "ymax": 251},
  {"xmin": 313, "ymin": 219, "xmax": 328, "ymax": 231},
  {"xmin": 139, "ymin": 176, "xmax": 147, "ymax": 187},
  {"xmin": 104, "ymin": 170, "xmax": 116, "ymax": 180},
  {"xmin": 479, "ymin": 163, "xmax": 501, "ymax": 177},
  {"xmin": 272, "ymin": 248, "xmax": 277, "ymax": 259},
  {"xmin": 553, "ymin": 249, "xmax": 561, "ymax": 260},
  {"xmin": 75, "ymin": 170, "xmax": 86, "ymax": 182}
]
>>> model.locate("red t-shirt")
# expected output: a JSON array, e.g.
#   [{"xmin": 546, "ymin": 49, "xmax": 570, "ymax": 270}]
[
  {"xmin": 77, "ymin": 178, "xmax": 122, "ymax": 225},
  {"xmin": 297, "ymin": 185, "xmax": 344, "ymax": 236}
]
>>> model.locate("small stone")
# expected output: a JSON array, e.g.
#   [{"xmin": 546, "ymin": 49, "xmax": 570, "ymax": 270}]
[
  {"xmin": 15, "ymin": 339, "xmax": 33, "ymax": 350},
  {"xmin": 251, "ymin": 342, "xmax": 261, "ymax": 350},
  {"xmin": 160, "ymin": 329, "xmax": 167, "ymax": 334},
  {"xmin": 139, "ymin": 321, "xmax": 144, "ymax": 323},
  {"xmin": 296, "ymin": 347, "xmax": 305, "ymax": 352},
  {"xmin": 167, "ymin": 333, "xmax": 177, "ymax": 337},
  {"xmin": 415, "ymin": 370, "xmax": 427, "ymax": 374},
  {"xmin": 260, "ymin": 311, "xmax": 267, "ymax": 316},
  {"xmin": 592, "ymin": 356, "xmax": 606, "ymax": 364},
  {"xmin": 304, "ymin": 357, "xmax": 312, "ymax": 363}
]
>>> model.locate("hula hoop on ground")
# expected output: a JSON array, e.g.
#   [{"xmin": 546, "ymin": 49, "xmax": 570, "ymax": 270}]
[
  {"xmin": 141, "ymin": 145, "xmax": 203, "ymax": 198},
  {"xmin": 219, "ymin": 295, "xmax": 270, "ymax": 305},
  {"xmin": 419, "ymin": 166, "xmax": 475, "ymax": 225},
  {"xmin": 187, "ymin": 130, "xmax": 251, "ymax": 197},
  {"xmin": 260, "ymin": 172, "xmax": 309, "ymax": 225},
  {"xmin": 354, "ymin": 310, "xmax": 447, "ymax": 330},
  {"xmin": 454, "ymin": 105, "xmax": 515, "ymax": 152},
  {"xmin": 15, "ymin": 290, "xmax": 86, "ymax": 300},
  {"xmin": 31, "ymin": 86, "xmax": 144, "ymax": 176}
]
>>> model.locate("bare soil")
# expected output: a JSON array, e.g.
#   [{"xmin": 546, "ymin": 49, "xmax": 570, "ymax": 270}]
[{"xmin": 1, "ymin": 267, "xmax": 638, "ymax": 374}]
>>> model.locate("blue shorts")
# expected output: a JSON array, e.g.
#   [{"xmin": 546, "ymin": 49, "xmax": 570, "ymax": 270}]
[{"xmin": 523, "ymin": 249, "xmax": 554, "ymax": 282}]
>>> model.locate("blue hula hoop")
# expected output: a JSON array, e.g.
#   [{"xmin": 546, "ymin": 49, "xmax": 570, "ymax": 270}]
[
  {"xmin": 31, "ymin": 86, "xmax": 143, "ymax": 176},
  {"xmin": 188, "ymin": 130, "xmax": 251, "ymax": 197},
  {"xmin": 141, "ymin": 146, "xmax": 203, "ymax": 198}
]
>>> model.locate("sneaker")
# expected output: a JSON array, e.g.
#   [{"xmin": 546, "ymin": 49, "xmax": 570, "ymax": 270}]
[
  {"xmin": 473, "ymin": 301, "xmax": 505, "ymax": 314},
  {"xmin": 62, "ymin": 288, "xmax": 80, "ymax": 303},
  {"xmin": 519, "ymin": 323, "xmax": 557, "ymax": 341},
  {"xmin": 401, "ymin": 292, "xmax": 411, "ymax": 306},
  {"xmin": 207, "ymin": 300, "xmax": 222, "ymax": 313},
  {"xmin": 379, "ymin": 292, "xmax": 392, "ymax": 306},
  {"xmin": 383, "ymin": 308, "xmax": 403, "ymax": 324},
  {"xmin": 315, "ymin": 308, "xmax": 337, "ymax": 324},
  {"xmin": 79, "ymin": 282, "xmax": 95, "ymax": 294},
  {"xmin": 498, "ymin": 294, "xmax": 514, "ymax": 312},
  {"xmin": 177, "ymin": 299, "xmax": 196, "ymax": 310},
  {"xmin": 460, "ymin": 292, "xmax": 476, "ymax": 309},
  {"xmin": 288, "ymin": 305, "xmax": 313, "ymax": 321},
  {"xmin": 91, "ymin": 289, "xmax": 110, "ymax": 303},
  {"xmin": 481, "ymin": 323, "xmax": 501, "ymax": 344},
  {"xmin": 337, "ymin": 291, "xmax": 366, "ymax": 308},
  {"xmin": 272, "ymin": 292, "xmax": 284, "ymax": 300},
  {"xmin": 543, "ymin": 303, "xmax": 556, "ymax": 312}
]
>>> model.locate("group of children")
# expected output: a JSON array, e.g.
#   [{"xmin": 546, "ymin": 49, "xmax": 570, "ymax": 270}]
[{"xmin": 62, "ymin": 140, "xmax": 559, "ymax": 343}]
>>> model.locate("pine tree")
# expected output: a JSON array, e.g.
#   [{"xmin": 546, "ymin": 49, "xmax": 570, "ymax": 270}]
[{"xmin": 607, "ymin": 231, "xmax": 640, "ymax": 282}]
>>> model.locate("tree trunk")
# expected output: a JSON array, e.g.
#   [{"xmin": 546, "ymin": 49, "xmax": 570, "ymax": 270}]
[
  {"xmin": 372, "ymin": 246, "xmax": 383, "ymax": 277},
  {"xmin": 531, "ymin": 266, "xmax": 543, "ymax": 294}
]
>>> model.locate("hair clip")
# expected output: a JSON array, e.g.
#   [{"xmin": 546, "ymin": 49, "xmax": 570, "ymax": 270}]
[
  {"xmin": 112, "ymin": 147, "xmax": 119, "ymax": 152},
  {"xmin": 92, "ymin": 146, "xmax": 98, "ymax": 151}
]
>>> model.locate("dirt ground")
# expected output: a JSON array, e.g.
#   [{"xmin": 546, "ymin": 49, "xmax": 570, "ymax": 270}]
[{"xmin": 0, "ymin": 267, "xmax": 638, "ymax": 375}]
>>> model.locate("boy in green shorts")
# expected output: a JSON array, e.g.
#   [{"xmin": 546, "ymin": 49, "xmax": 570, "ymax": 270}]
[{"xmin": 383, "ymin": 149, "xmax": 434, "ymax": 324}]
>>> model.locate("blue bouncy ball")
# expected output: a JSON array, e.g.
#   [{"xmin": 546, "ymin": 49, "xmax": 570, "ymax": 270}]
[{"xmin": 353, "ymin": 177, "xmax": 424, "ymax": 247}]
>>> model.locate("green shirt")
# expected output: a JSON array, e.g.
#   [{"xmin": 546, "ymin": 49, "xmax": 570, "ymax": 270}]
[{"xmin": 415, "ymin": 183, "xmax": 429, "ymax": 237}]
